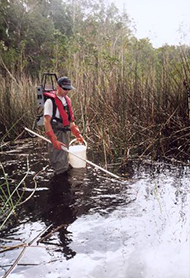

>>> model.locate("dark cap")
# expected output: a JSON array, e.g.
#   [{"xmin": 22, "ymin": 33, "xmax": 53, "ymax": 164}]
[{"xmin": 57, "ymin": 76, "xmax": 75, "ymax": 90}]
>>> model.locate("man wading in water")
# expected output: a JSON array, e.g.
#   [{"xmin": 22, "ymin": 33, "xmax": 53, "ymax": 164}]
[{"xmin": 44, "ymin": 76, "xmax": 83, "ymax": 176}]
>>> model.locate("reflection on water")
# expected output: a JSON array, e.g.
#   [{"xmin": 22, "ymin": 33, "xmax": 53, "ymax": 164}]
[{"xmin": 0, "ymin": 139, "xmax": 189, "ymax": 278}]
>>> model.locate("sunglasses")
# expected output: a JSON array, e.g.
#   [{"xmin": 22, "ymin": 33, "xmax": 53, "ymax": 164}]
[{"xmin": 61, "ymin": 87, "xmax": 71, "ymax": 91}]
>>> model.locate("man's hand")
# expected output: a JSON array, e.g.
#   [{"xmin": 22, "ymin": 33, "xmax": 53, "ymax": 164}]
[
  {"xmin": 70, "ymin": 125, "xmax": 84, "ymax": 143},
  {"xmin": 46, "ymin": 130, "xmax": 66, "ymax": 150}
]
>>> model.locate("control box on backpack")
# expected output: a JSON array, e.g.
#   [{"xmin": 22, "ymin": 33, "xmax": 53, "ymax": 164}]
[{"xmin": 36, "ymin": 73, "xmax": 58, "ymax": 126}]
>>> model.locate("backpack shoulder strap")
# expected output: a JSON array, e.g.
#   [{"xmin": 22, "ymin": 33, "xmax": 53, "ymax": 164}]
[{"xmin": 50, "ymin": 97, "xmax": 57, "ymax": 119}]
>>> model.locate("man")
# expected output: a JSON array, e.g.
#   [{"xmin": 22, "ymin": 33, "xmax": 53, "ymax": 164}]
[{"xmin": 44, "ymin": 76, "xmax": 83, "ymax": 175}]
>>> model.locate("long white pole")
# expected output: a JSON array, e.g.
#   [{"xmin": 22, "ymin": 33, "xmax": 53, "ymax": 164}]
[{"xmin": 24, "ymin": 127, "xmax": 121, "ymax": 180}]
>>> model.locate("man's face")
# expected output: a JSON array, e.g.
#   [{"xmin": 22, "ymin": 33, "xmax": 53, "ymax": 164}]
[{"xmin": 57, "ymin": 85, "xmax": 69, "ymax": 96}]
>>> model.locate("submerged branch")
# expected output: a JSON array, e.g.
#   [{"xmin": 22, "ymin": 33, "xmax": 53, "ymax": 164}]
[
  {"xmin": 2, "ymin": 224, "xmax": 52, "ymax": 278},
  {"xmin": 18, "ymin": 165, "xmax": 49, "ymax": 206},
  {"xmin": 37, "ymin": 223, "xmax": 68, "ymax": 244}
]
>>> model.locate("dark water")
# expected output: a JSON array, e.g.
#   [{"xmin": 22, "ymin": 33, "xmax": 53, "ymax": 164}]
[{"xmin": 0, "ymin": 139, "xmax": 189, "ymax": 278}]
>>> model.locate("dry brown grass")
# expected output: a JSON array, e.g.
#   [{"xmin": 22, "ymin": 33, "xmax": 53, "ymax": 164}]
[
  {"xmin": 0, "ymin": 60, "xmax": 189, "ymax": 164},
  {"xmin": 0, "ymin": 73, "xmax": 37, "ymax": 139}
]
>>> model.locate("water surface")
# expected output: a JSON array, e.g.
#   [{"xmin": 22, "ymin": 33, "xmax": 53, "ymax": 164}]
[{"xmin": 0, "ymin": 139, "xmax": 189, "ymax": 278}]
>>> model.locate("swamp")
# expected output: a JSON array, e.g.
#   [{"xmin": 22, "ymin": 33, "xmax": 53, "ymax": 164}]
[
  {"xmin": 0, "ymin": 0, "xmax": 190, "ymax": 277},
  {"xmin": 0, "ymin": 138, "xmax": 189, "ymax": 278}
]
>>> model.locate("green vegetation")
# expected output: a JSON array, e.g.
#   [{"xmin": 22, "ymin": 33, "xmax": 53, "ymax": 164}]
[
  {"xmin": 0, "ymin": 160, "xmax": 27, "ymax": 230},
  {"xmin": 0, "ymin": 0, "xmax": 190, "ymax": 162}
]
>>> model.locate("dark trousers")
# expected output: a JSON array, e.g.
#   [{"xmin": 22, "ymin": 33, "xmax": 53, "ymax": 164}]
[{"xmin": 48, "ymin": 121, "xmax": 70, "ymax": 175}]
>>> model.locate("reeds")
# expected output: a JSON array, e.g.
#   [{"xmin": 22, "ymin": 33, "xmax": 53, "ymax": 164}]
[
  {"xmin": 0, "ymin": 44, "xmax": 190, "ymax": 164},
  {"xmin": 67, "ymin": 43, "xmax": 190, "ymax": 164},
  {"xmin": 0, "ymin": 156, "xmax": 31, "ymax": 230},
  {"xmin": 0, "ymin": 73, "xmax": 37, "ymax": 139},
  {"xmin": 0, "ymin": 153, "xmax": 49, "ymax": 231}
]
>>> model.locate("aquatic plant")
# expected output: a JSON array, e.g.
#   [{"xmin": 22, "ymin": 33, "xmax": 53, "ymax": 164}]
[{"xmin": 0, "ymin": 160, "xmax": 29, "ymax": 231}]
